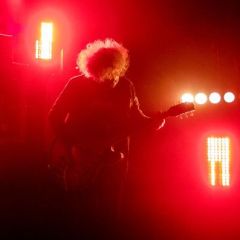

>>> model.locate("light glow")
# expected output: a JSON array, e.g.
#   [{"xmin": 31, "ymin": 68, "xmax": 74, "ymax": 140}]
[
  {"xmin": 224, "ymin": 92, "xmax": 235, "ymax": 103},
  {"xmin": 195, "ymin": 93, "xmax": 207, "ymax": 105},
  {"xmin": 181, "ymin": 93, "xmax": 194, "ymax": 103},
  {"xmin": 35, "ymin": 22, "xmax": 53, "ymax": 60},
  {"xmin": 209, "ymin": 92, "xmax": 221, "ymax": 104},
  {"xmin": 207, "ymin": 137, "xmax": 230, "ymax": 187}
]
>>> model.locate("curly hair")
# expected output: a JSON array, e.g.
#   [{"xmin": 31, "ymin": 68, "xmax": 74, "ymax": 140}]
[{"xmin": 76, "ymin": 38, "xmax": 129, "ymax": 81}]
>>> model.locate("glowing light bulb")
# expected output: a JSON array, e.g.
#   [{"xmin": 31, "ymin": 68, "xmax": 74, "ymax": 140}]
[
  {"xmin": 195, "ymin": 93, "xmax": 207, "ymax": 105},
  {"xmin": 224, "ymin": 92, "xmax": 235, "ymax": 103},
  {"xmin": 209, "ymin": 92, "xmax": 221, "ymax": 104},
  {"xmin": 181, "ymin": 93, "xmax": 194, "ymax": 103}
]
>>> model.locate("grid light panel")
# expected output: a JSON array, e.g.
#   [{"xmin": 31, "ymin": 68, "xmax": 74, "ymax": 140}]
[
  {"xmin": 207, "ymin": 137, "xmax": 230, "ymax": 187},
  {"xmin": 35, "ymin": 22, "xmax": 53, "ymax": 60}
]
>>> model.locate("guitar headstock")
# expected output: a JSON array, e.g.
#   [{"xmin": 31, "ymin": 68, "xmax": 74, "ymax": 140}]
[{"xmin": 166, "ymin": 102, "xmax": 195, "ymax": 118}]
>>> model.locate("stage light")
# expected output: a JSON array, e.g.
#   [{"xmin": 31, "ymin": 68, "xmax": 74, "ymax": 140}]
[
  {"xmin": 35, "ymin": 22, "xmax": 53, "ymax": 60},
  {"xmin": 207, "ymin": 137, "xmax": 230, "ymax": 187},
  {"xmin": 195, "ymin": 93, "xmax": 207, "ymax": 105},
  {"xmin": 223, "ymin": 92, "xmax": 235, "ymax": 103},
  {"xmin": 181, "ymin": 93, "xmax": 194, "ymax": 103},
  {"xmin": 209, "ymin": 92, "xmax": 221, "ymax": 104}
]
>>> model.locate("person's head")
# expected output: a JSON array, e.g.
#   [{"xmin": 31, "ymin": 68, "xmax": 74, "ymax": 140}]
[{"xmin": 76, "ymin": 38, "xmax": 129, "ymax": 87}]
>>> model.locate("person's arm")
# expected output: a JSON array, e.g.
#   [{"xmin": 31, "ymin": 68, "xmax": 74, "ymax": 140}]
[
  {"xmin": 48, "ymin": 78, "xmax": 76, "ymax": 143},
  {"xmin": 128, "ymin": 80, "xmax": 165, "ymax": 133}
]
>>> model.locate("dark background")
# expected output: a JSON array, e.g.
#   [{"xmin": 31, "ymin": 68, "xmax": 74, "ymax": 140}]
[{"xmin": 1, "ymin": 0, "xmax": 240, "ymax": 239}]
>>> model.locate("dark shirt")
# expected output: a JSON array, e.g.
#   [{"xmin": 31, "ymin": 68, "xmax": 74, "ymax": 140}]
[{"xmin": 48, "ymin": 75, "xmax": 149, "ymax": 155}]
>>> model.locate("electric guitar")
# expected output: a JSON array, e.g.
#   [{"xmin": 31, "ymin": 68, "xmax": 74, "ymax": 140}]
[{"xmin": 48, "ymin": 102, "xmax": 195, "ymax": 191}]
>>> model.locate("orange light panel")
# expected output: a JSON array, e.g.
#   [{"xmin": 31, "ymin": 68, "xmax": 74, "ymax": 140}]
[
  {"xmin": 207, "ymin": 137, "xmax": 230, "ymax": 187},
  {"xmin": 181, "ymin": 93, "xmax": 194, "ymax": 103},
  {"xmin": 35, "ymin": 22, "xmax": 53, "ymax": 60}
]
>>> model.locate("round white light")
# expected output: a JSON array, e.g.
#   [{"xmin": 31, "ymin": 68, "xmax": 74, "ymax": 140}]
[
  {"xmin": 224, "ymin": 92, "xmax": 235, "ymax": 103},
  {"xmin": 181, "ymin": 93, "xmax": 194, "ymax": 103},
  {"xmin": 209, "ymin": 92, "xmax": 221, "ymax": 104},
  {"xmin": 195, "ymin": 93, "xmax": 207, "ymax": 105}
]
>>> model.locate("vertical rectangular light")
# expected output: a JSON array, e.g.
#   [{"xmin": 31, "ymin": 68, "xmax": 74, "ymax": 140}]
[
  {"xmin": 207, "ymin": 137, "xmax": 230, "ymax": 187},
  {"xmin": 35, "ymin": 22, "xmax": 53, "ymax": 60}
]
